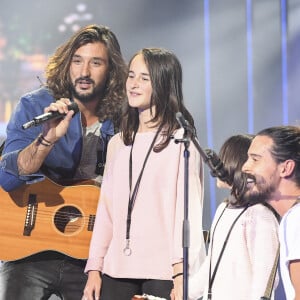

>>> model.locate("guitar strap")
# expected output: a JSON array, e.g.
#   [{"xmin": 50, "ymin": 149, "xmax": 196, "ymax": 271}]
[
  {"xmin": 259, "ymin": 202, "xmax": 281, "ymax": 300},
  {"xmin": 260, "ymin": 198, "xmax": 300, "ymax": 300},
  {"xmin": 259, "ymin": 247, "xmax": 280, "ymax": 300}
]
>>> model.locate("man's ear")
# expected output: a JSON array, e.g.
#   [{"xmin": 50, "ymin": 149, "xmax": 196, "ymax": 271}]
[{"xmin": 280, "ymin": 159, "xmax": 296, "ymax": 178}]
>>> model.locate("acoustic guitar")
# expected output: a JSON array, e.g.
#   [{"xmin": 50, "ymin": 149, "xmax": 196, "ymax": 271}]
[{"xmin": 0, "ymin": 177, "xmax": 100, "ymax": 261}]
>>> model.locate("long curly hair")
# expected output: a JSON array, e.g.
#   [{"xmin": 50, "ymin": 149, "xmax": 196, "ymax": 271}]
[
  {"xmin": 45, "ymin": 24, "xmax": 127, "ymax": 125},
  {"xmin": 121, "ymin": 47, "xmax": 195, "ymax": 152}
]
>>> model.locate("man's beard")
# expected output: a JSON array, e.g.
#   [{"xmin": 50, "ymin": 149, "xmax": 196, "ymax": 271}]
[
  {"xmin": 243, "ymin": 174, "xmax": 277, "ymax": 205},
  {"xmin": 70, "ymin": 77, "xmax": 105, "ymax": 103}
]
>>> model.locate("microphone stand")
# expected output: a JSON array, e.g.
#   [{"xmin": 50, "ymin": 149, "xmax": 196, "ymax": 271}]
[
  {"xmin": 174, "ymin": 127, "xmax": 192, "ymax": 300},
  {"xmin": 175, "ymin": 115, "xmax": 225, "ymax": 300}
]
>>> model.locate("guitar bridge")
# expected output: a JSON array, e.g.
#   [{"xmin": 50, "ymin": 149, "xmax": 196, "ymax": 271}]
[
  {"xmin": 23, "ymin": 194, "xmax": 38, "ymax": 236},
  {"xmin": 88, "ymin": 215, "xmax": 96, "ymax": 231}
]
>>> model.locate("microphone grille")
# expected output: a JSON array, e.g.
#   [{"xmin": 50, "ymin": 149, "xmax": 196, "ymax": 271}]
[{"xmin": 68, "ymin": 102, "xmax": 79, "ymax": 114}]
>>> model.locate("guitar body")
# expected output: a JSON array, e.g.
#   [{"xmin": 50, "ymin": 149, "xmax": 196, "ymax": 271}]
[{"xmin": 0, "ymin": 177, "xmax": 100, "ymax": 261}]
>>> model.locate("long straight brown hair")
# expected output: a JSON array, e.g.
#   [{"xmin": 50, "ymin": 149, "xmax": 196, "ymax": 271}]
[{"xmin": 121, "ymin": 47, "xmax": 196, "ymax": 152}]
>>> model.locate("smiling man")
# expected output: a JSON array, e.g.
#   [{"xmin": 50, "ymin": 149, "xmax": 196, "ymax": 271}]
[
  {"xmin": 242, "ymin": 125, "xmax": 300, "ymax": 300},
  {"xmin": 0, "ymin": 24, "xmax": 127, "ymax": 300}
]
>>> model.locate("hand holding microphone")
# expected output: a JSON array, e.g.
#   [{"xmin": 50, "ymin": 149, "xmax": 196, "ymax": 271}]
[
  {"xmin": 22, "ymin": 99, "xmax": 80, "ymax": 146},
  {"xmin": 22, "ymin": 100, "xmax": 79, "ymax": 130}
]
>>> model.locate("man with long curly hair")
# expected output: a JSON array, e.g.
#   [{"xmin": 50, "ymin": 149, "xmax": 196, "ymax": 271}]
[{"xmin": 0, "ymin": 24, "xmax": 127, "ymax": 299}]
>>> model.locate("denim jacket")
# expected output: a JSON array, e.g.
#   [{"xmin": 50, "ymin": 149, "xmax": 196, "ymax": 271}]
[{"xmin": 0, "ymin": 87, "xmax": 115, "ymax": 191}]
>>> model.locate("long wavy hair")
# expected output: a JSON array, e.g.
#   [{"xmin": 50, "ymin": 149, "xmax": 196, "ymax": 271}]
[
  {"xmin": 121, "ymin": 47, "xmax": 195, "ymax": 152},
  {"xmin": 45, "ymin": 24, "xmax": 127, "ymax": 124},
  {"xmin": 218, "ymin": 134, "xmax": 254, "ymax": 206}
]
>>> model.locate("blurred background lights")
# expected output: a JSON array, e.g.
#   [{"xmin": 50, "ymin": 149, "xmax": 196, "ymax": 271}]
[{"xmin": 58, "ymin": 2, "xmax": 93, "ymax": 33}]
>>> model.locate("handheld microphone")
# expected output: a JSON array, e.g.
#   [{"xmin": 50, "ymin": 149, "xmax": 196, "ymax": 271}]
[
  {"xmin": 204, "ymin": 148, "xmax": 228, "ymax": 182},
  {"xmin": 22, "ymin": 102, "xmax": 79, "ymax": 130}
]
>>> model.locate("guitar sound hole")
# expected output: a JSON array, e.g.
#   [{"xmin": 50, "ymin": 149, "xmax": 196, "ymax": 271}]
[{"xmin": 54, "ymin": 206, "xmax": 83, "ymax": 235}]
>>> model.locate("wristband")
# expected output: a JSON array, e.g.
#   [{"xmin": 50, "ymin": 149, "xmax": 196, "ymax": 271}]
[
  {"xmin": 40, "ymin": 134, "xmax": 53, "ymax": 145},
  {"xmin": 37, "ymin": 134, "xmax": 54, "ymax": 147}
]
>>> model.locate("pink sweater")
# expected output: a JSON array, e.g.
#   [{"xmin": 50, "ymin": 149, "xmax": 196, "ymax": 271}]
[{"xmin": 85, "ymin": 129, "xmax": 205, "ymax": 281}]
